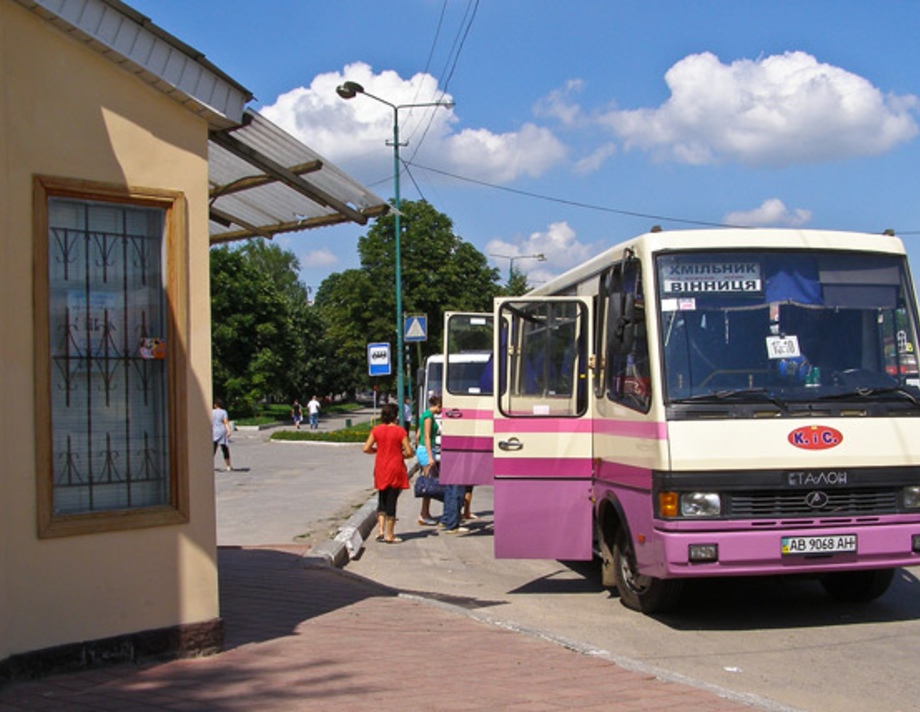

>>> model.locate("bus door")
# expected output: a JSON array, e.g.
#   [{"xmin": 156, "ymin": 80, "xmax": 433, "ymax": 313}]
[
  {"xmin": 440, "ymin": 312, "xmax": 494, "ymax": 485},
  {"xmin": 493, "ymin": 297, "xmax": 594, "ymax": 560}
]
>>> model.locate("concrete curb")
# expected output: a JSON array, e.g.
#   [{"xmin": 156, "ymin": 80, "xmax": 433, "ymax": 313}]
[
  {"xmin": 234, "ymin": 421, "xmax": 287, "ymax": 431},
  {"xmin": 310, "ymin": 464, "xmax": 420, "ymax": 567}
]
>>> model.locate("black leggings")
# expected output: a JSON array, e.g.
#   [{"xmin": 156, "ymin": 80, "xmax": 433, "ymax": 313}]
[
  {"xmin": 377, "ymin": 487, "xmax": 401, "ymax": 517},
  {"xmin": 213, "ymin": 441, "xmax": 229, "ymax": 459}
]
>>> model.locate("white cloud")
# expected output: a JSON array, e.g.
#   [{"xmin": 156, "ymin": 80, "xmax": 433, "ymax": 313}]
[
  {"xmin": 444, "ymin": 124, "xmax": 566, "ymax": 182},
  {"xmin": 299, "ymin": 247, "xmax": 339, "ymax": 268},
  {"xmin": 485, "ymin": 221, "xmax": 603, "ymax": 284},
  {"xmin": 598, "ymin": 51, "xmax": 919, "ymax": 167},
  {"xmin": 534, "ymin": 79, "xmax": 586, "ymax": 127},
  {"xmin": 573, "ymin": 142, "xmax": 617, "ymax": 174},
  {"xmin": 260, "ymin": 62, "xmax": 565, "ymax": 184},
  {"xmin": 723, "ymin": 199, "xmax": 812, "ymax": 227}
]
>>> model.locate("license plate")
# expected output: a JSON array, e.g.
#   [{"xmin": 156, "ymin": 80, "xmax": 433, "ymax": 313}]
[{"xmin": 781, "ymin": 534, "xmax": 857, "ymax": 556}]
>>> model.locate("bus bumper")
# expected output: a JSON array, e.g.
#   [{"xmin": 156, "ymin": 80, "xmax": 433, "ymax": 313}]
[{"xmin": 647, "ymin": 522, "xmax": 920, "ymax": 578}]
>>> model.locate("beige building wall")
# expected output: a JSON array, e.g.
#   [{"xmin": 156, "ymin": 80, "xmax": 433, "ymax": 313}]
[{"xmin": 0, "ymin": 2, "xmax": 218, "ymax": 660}]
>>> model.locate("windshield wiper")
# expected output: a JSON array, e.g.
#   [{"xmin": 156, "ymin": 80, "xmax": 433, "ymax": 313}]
[
  {"xmin": 672, "ymin": 387, "xmax": 789, "ymax": 412},
  {"xmin": 818, "ymin": 386, "xmax": 920, "ymax": 408}
]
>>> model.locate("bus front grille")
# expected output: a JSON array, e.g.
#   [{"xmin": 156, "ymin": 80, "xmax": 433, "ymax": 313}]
[{"xmin": 730, "ymin": 490, "xmax": 899, "ymax": 518}]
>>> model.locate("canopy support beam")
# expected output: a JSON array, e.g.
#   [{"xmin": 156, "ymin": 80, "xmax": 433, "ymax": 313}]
[{"xmin": 209, "ymin": 130, "xmax": 367, "ymax": 224}]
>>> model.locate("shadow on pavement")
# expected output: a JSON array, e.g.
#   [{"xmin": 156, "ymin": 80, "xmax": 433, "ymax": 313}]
[
  {"xmin": 218, "ymin": 547, "xmax": 396, "ymax": 650},
  {"xmin": 656, "ymin": 567, "xmax": 920, "ymax": 631},
  {"xmin": 546, "ymin": 557, "xmax": 920, "ymax": 631}
]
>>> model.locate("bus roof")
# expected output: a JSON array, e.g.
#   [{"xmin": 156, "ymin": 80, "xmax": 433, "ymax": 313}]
[
  {"xmin": 426, "ymin": 352, "xmax": 490, "ymax": 365},
  {"xmin": 528, "ymin": 228, "xmax": 906, "ymax": 297}
]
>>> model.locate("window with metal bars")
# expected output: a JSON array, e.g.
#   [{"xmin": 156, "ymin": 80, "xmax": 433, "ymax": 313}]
[
  {"xmin": 48, "ymin": 197, "xmax": 169, "ymax": 514},
  {"xmin": 34, "ymin": 176, "xmax": 189, "ymax": 537}
]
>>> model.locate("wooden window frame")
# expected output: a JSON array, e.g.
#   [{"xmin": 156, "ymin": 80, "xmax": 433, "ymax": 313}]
[{"xmin": 33, "ymin": 175, "xmax": 190, "ymax": 538}]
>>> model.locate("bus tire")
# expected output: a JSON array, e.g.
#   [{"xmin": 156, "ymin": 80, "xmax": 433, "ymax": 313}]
[
  {"xmin": 613, "ymin": 528, "xmax": 683, "ymax": 613},
  {"xmin": 819, "ymin": 568, "xmax": 895, "ymax": 603}
]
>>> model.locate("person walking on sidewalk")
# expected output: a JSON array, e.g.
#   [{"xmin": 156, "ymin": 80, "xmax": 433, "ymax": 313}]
[
  {"xmin": 307, "ymin": 395, "xmax": 321, "ymax": 429},
  {"xmin": 212, "ymin": 398, "xmax": 232, "ymax": 471},
  {"xmin": 417, "ymin": 395, "xmax": 442, "ymax": 526},
  {"xmin": 403, "ymin": 396, "xmax": 413, "ymax": 429},
  {"xmin": 291, "ymin": 399, "xmax": 303, "ymax": 429},
  {"xmin": 363, "ymin": 402, "xmax": 414, "ymax": 543}
]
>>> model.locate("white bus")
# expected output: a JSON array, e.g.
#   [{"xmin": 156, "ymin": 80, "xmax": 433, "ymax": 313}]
[{"xmin": 418, "ymin": 348, "xmax": 491, "ymax": 468}]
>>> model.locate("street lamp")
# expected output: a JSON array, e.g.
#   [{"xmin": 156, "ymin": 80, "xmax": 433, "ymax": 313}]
[
  {"xmin": 489, "ymin": 253, "xmax": 547, "ymax": 285},
  {"xmin": 336, "ymin": 81, "xmax": 454, "ymax": 428}
]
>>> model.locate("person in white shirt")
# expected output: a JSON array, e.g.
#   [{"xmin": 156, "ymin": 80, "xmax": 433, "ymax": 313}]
[{"xmin": 307, "ymin": 395, "xmax": 321, "ymax": 429}]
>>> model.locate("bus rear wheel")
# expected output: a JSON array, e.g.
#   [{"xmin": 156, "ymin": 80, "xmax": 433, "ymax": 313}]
[
  {"xmin": 612, "ymin": 528, "xmax": 683, "ymax": 613},
  {"xmin": 819, "ymin": 568, "xmax": 895, "ymax": 603}
]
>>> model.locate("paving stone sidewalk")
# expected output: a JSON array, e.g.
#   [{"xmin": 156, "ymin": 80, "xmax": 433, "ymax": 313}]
[{"xmin": 0, "ymin": 546, "xmax": 764, "ymax": 712}]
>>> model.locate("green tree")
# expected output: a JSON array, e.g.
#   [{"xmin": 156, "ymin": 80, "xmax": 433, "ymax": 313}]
[
  {"xmin": 237, "ymin": 239, "xmax": 306, "ymax": 305},
  {"xmin": 505, "ymin": 265, "xmax": 532, "ymax": 296},
  {"xmin": 210, "ymin": 242, "xmax": 322, "ymax": 415},
  {"xmin": 315, "ymin": 200, "xmax": 502, "ymax": 393},
  {"xmin": 313, "ymin": 269, "xmax": 378, "ymax": 395}
]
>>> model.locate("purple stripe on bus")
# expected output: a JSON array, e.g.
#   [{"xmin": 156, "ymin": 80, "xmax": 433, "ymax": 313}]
[
  {"xmin": 494, "ymin": 419, "xmax": 593, "ymax": 434},
  {"xmin": 443, "ymin": 408, "xmax": 493, "ymax": 420},
  {"xmin": 441, "ymin": 435, "xmax": 492, "ymax": 451},
  {"xmin": 595, "ymin": 460, "xmax": 653, "ymax": 488},
  {"xmin": 493, "ymin": 418, "xmax": 666, "ymax": 438}
]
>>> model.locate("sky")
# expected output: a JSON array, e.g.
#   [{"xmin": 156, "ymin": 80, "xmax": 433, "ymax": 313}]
[{"xmin": 130, "ymin": 0, "xmax": 920, "ymax": 293}]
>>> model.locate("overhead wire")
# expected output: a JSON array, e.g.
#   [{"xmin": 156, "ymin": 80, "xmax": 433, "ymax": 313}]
[
  {"xmin": 413, "ymin": 0, "xmax": 448, "ymax": 102},
  {"xmin": 405, "ymin": 0, "xmax": 479, "ymax": 163},
  {"xmin": 402, "ymin": 161, "xmax": 430, "ymax": 205},
  {"xmin": 402, "ymin": 0, "xmax": 449, "ymax": 149},
  {"xmin": 407, "ymin": 161, "xmax": 747, "ymax": 229},
  {"xmin": 438, "ymin": 0, "xmax": 480, "ymax": 96}
]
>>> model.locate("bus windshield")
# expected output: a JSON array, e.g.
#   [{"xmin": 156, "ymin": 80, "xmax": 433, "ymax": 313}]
[{"xmin": 657, "ymin": 250, "xmax": 920, "ymax": 409}]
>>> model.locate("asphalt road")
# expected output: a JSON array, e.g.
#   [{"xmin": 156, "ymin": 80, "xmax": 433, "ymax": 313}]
[
  {"xmin": 215, "ymin": 423, "xmax": 375, "ymax": 548},
  {"xmin": 217, "ymin": 430, "xmax": 920, "ymax": 712}
]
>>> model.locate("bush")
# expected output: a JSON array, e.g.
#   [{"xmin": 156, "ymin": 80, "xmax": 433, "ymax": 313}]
[{"xmin": 271, "ymin": 421, "xmax": 373, "ymax": 444}]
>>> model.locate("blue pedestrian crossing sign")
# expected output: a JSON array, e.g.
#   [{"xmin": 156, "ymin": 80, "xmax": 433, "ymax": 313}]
[
  {"xmin": 404, "ymin": 315, "xmax": 427, "ymax": 342},
  {"xmin": 367, "ymin": 342, "xmax": 391, "ymax": 376}
]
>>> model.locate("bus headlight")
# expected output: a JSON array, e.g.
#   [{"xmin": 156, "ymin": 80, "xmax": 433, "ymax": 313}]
[
  {"xmin": 904, "ymin": 486, "xmax": 920, "ymax": 509},
  {"xmin": 680, "ymin": 492, "xmax": 721, "ymax": 517}
]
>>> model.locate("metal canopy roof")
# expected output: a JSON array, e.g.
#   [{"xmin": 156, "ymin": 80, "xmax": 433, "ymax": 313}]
[
  {"xmin": 18, "ymin": 0, "xmax": 253, "ymax": 128},
  {"xmin": 19, "ymin": 0, "xmax": 390, "ymax": 243},
  {"xmin": 208, "ymin": 109, "xmax": 390, "ymax": 244}
]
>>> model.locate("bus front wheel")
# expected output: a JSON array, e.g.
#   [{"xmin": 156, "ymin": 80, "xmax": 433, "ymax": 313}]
[
  {"xmin": 819, "ymin": 568, "xmax": 895, "ymax": 603},
  {"xmin": 612, "ymin": 528, "xmax": 683, "ymax": 613}
]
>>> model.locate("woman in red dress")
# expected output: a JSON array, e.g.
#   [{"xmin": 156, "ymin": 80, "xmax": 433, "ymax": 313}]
[{"xmin": 362, "ymin": 402, "xmax": 414, "ymax": 543}]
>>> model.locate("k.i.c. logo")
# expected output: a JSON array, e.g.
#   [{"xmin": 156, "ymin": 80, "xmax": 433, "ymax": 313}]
[{"xmin": 788, "ymin": 425, "xmax": 843, "ymax": 450}]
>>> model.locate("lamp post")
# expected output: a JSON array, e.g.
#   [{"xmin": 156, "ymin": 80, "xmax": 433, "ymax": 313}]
[
  {"xmin": 489, "ymin": 253, "xmax": 547, "ymax": 286},
  {"xmin": 336, "ymin": 81, "xmax": 454, "ymax": 428}
]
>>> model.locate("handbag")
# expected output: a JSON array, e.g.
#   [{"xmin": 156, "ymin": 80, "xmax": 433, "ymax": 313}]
[
  {"xmin": 414, "ymin": 473, "xmax": 447, "ymax": 501},
  {"xmin": 416, "ymin": 444, "xmax": 430, "ymax": 467}
]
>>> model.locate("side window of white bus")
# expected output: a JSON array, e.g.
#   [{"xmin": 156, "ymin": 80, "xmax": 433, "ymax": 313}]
[
  {"xmin": 594, "ymin": 268, "xmax": 613, "ymax": 398},
  {"xmin": 605, "ymin": 260, "xmax": 652, "ymax": 412}
]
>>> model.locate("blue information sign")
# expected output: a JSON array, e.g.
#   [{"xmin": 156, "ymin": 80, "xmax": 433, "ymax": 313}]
[{"xmin": 367, "ymin": 342, "xmax": 391, "ymax": 376}]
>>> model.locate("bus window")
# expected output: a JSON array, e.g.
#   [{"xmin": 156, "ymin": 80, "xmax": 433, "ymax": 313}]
[
  {"xmin": 604, "ymin": 260, "xmax": 652, "ymax": 412},
  {"xmin": 498, "ymin": 300, "xmax": 588, "ymax": 417},
  {"xmin": 445, "ymin": 314, "xmax": 493, "ymax": 395}
]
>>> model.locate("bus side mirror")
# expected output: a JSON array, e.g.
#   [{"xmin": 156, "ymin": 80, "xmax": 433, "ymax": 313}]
[{"xmin": 607, "ymin": 293, "xmax": 636, "ymax": 355}]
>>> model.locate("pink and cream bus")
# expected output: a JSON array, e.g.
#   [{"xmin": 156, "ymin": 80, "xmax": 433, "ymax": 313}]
[{"xmin": 470, "ymin": 228, "xmax": 920, "ymax": 612}]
